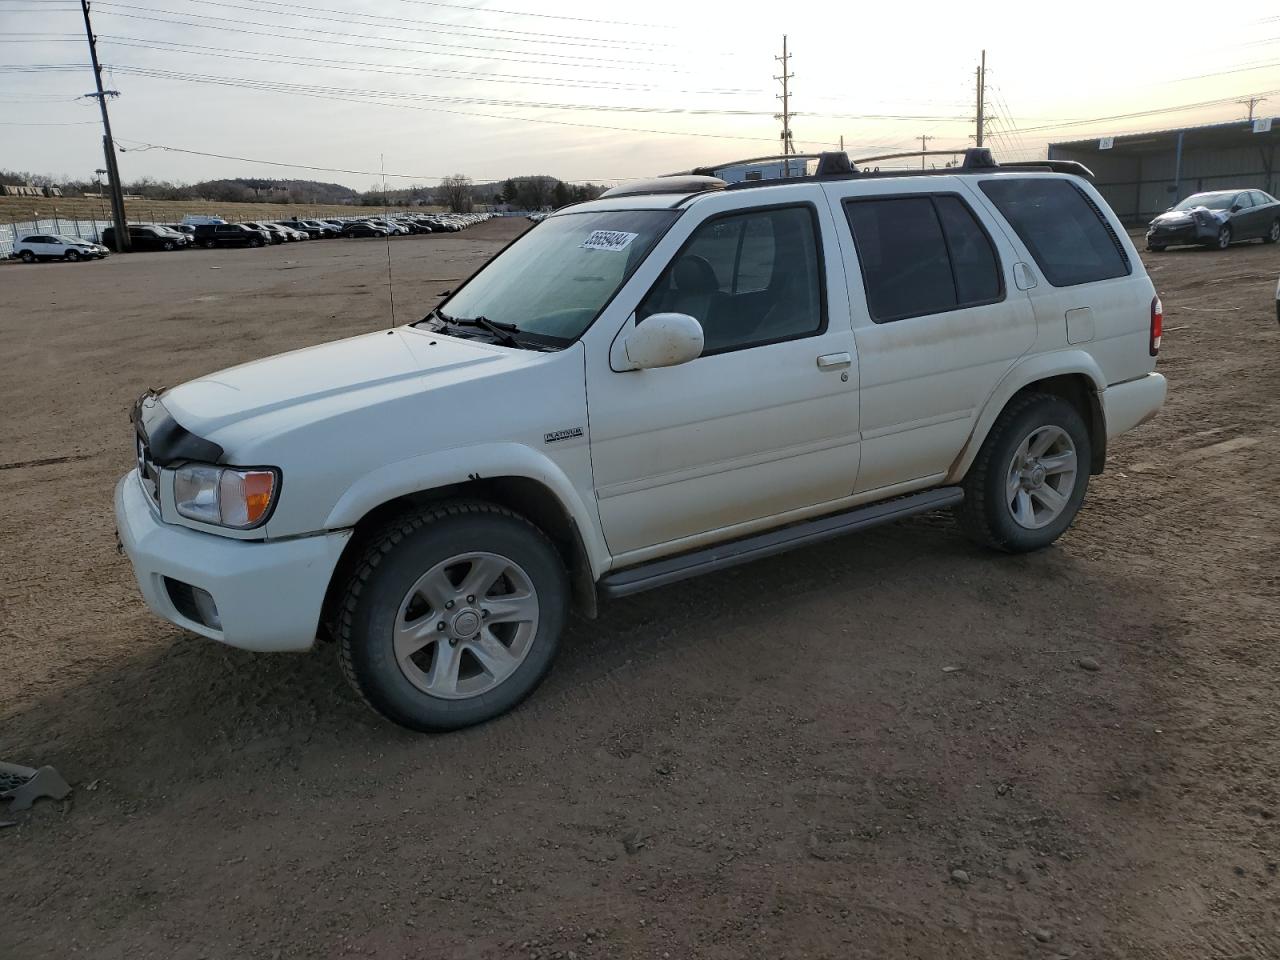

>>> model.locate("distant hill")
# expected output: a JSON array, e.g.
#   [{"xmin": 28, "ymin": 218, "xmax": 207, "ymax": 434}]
[{"xmin": 184, "ymin": 178, "xmax": 360, "ymax": 204}]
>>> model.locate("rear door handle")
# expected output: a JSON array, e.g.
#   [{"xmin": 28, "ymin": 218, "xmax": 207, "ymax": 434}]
[{"xmin": 816, "ymin": 352, "xmax": 852, "ymax": 370}]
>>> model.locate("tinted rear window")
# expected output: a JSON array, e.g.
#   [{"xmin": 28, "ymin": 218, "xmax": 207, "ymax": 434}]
[{"xmin": 979, "ymin": 178, "xmax": 1129, "ymax": 287}]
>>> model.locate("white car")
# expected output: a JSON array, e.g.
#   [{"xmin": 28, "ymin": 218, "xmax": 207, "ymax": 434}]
[
  {"xmin": 116, "ymin": 149, "xmax": 1167, "ymax": 732},
  {"xmin": 14, "ymin": 233, "xmax": 108, "ymax": 262}
]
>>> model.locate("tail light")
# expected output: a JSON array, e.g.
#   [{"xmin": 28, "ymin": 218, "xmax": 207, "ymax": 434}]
[{"xmin": 1150, "ymin": 295, "xmax": 1163, "ymax": 357}]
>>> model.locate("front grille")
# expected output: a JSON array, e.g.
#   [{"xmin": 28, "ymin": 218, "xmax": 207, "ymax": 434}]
[{"xmin": 136, "ymin": 434, "xmax": 160, "ymax": 504}]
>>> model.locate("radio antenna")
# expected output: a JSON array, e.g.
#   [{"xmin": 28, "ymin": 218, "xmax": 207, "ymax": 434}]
[{"xmin": 382, "ymin": 152, "xmax": 397, "ymax": 328}]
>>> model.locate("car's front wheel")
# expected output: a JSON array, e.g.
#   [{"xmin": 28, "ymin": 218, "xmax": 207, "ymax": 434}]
[
  {"xmin": 64, "ymin": 249, "xmax": 82, "ymax": 261},
  {"xmin": 19, "ymin": 250, "xmax": 35, "ymax": 263},
  {"xmin": 955, "ymin": 393, "xmax": 1091, "ymax": 553},
  {"xmin": 337, "ymin": 502, "xmax": 568, "ymax": 731},
  {"xmin": 1146, "ymin": 243, "xmax": 1166, "ymax": 252},
  {"xmin": 1264, "ymin": 220, "xmax": 1280, "ymax": 244},
  {"xmin": 1214, "ymin": 225, "xmax": 1232, "ymax": 250}
]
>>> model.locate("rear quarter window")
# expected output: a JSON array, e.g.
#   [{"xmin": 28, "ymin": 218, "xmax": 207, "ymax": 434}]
[{"xmin": 979, "ymin": 178, "xmax": 1130, "ymax": 288}]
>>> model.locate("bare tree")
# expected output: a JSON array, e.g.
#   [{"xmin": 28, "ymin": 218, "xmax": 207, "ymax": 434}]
[{"xmin": 438, "ymin": 174, "xmax": 474, "ymax": 213}]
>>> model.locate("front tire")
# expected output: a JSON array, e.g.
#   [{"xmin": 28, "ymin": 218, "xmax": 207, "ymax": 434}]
[
  {"xmin": 1146, "ymin": 243, "xmax": 1166, "ymax": 253},
  {"xmin": 955, "ymin": 393, "xmax": 1091, "ymax": 553},
  {"xmin": 64, "ymin": 249, "xmax": 82, "ymax": 261},
  {"xmin": 19, "ymin": 250, "xmax": 35, "ymax": 263},
  {"xmin": 1214, "ymin": 225, "xmax": 1232, "ymax": 250},
  {"xmin": 1264, "ymin": 220, "xmax": 1280, "ymax": 244},
  {"xmin": 337, "ymin": 502, "xmax": 568, "ymax": 731}
]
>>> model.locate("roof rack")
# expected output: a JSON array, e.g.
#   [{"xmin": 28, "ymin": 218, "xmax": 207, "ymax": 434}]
[{"xmin": 608, "ymin": 148, "xmax": 1094, "ymax": 202}]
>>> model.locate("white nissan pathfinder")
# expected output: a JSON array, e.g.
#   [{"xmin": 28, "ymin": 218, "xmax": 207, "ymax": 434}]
[{"xmin": 116, "ymin": 149, "xmax": 1167, "ymax": 731}]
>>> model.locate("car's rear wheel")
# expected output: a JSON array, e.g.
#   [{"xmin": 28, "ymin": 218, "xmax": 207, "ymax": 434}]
[
  {"xmin": 1215, "ymin": 225, "xmax": 1232, "ymax": 250},
  {"xmin": 955, "ymin": 393, "xmax": 1091, "ymax": 553},
  {"xmin": 1264, "ymin": 220, "xmax": 1280, "ymax": 244},
  {"xmin": 64, "ymin": 249, "xmax": 81, "ymax": 261},
  {"xmin": 19, "ymin": 250, "xmax": 36, "ymax": 263},
  {"xmin": 337, "ymin": 501, "xmax": 568, "ymax": 731}
]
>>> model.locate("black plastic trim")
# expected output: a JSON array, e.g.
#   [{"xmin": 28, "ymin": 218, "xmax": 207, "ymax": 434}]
[
  {"xmin": 599, "ymin": 487, "xmax": 964, "ymax": 599},
  {"xmin": 131, "ymin": 391, "xmax": 224, "ymax": 466}
]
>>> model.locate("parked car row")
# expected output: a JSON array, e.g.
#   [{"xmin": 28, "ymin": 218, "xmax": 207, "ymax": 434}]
[{"xmin": 8, "ymin": 212, "xmax": 495, "ymax": 262}]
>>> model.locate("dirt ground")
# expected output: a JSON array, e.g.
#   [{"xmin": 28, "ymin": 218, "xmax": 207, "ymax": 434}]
[{"xmin": 2, "ymin": 219, "xmax": 1278, "ymax": 959}]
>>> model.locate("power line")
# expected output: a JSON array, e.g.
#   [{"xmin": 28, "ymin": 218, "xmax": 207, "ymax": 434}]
[
  {"xmin": 104, "ymin": 65, "xmax": 787, "ymax": 118},
  {"xmin": 1010, "ymin": 88, "xmax": 1280, "ymax": 135},
  {"xmin": 106, "ymin": 66, "xmax": 842, "ymax": 146},
  {"xmin": 101, "ymin": 0, "xmax": 666, "ymax": 51},
  {"xmin": 92, "ymin": 4, "xmax": 679, "ymax": 69},
  {"xmin": 113, "ymin": 137, "xmax": 623, "ymax": 182},
  {"xmin": 95, "ymin": 35, "xmax": 754, "ymax": 94},
  {"xmin": 385, "ymin": 0, "xmax": 669, "ymax": 29}
]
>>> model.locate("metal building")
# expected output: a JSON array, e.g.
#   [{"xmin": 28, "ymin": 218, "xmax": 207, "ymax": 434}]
[{"xmin": 1048, "ymin": 117, "xmax": 1279, "ymax": 224}]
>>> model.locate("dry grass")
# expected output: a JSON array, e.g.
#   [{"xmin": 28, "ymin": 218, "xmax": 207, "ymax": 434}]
[{"xmin": 0, "ymin": 195, "xmax": 444, "ymax": 224}]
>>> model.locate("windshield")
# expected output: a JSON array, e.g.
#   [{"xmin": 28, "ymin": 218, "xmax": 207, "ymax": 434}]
[
  {"xmin": 436, "ymin": 209, "xmax": 678, "ymax": 343},
  {"xmin": 1174, "ymin": 193, "xmax": 1236, "ymax": 211}
]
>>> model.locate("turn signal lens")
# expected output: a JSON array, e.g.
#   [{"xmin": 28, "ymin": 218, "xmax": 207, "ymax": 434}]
[
  {"xmin": 1150, "ymin": 295, "xmax": 1163, "ymax": 357},
  {"xmin": 219, "ymin": 469, "xmax": 277, "ymax": 528}
]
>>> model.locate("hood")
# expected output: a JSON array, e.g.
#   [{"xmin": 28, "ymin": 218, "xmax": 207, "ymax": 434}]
[
  {"xmin": 1151, "ymin": 206, "xmax": 1224, "ymax": 226},
  {"xmin": 161, "ymin": 327, "xmax": 507, "ymax": 437}
]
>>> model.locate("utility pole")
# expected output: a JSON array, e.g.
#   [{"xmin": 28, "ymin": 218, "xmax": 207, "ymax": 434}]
[
  {"xmin": 1239, "ymin": 96, "xmax": 1266, "ymax": 121},
  {"xmin": 79, "ymin": 0, "xmax": 129, "ymax": 250},
  {"xmin": 775, "ymin": 35, "xmax": 795, "ymax": 176},
  {"xmin": 975, "ymin": 49, "xmax": 986, "ymax": 149},
  {"xmin": 919, "ymin": 134, "xmax": 934, "ymax": 168}
]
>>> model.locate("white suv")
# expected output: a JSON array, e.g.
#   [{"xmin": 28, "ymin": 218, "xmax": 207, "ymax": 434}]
[
  {"xmin": 115, "ymin": 149, "xmax": 1167, "ymax": 731},
  {"xmin": 14, "ymin": 234, "xmax": 109, "ymax": 262}
]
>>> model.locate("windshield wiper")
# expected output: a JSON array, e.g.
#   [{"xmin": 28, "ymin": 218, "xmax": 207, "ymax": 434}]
[{"xmin": 449, "ymin": 315, "xmax": 522, "ymax": 348}]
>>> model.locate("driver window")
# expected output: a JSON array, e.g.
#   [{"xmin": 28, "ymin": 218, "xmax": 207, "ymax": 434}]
[
  {"xmin": 637, "ymin": 206, "xmax": 824, "ymax": 356},
  {"xmin": 1234, "ymin": 193, "xmax": 1251, "ymax": 209}
]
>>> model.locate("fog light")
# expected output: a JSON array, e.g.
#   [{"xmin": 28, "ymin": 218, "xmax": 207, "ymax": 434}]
[
  {"xmin": 191, "ymin": 587, "xmax": 221, "ymax": 630},
  {"xmin": 164, "ymin": 577, "xmax": 222, "ymax": 630}
]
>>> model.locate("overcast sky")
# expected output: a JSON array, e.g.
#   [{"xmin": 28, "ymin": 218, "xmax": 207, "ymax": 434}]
[{"xmin": 2, "ymin": 0, "xmax": 1278, "ymax": 190}]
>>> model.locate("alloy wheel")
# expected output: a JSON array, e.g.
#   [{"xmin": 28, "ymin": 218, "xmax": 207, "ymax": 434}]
[
  {"xmin": 393, "ymin": 551, "xmax": 540, "ymax": 700},
  {"xmin": 1005, "ymin": 426, "xmax": 1078, "ymax": 530}
]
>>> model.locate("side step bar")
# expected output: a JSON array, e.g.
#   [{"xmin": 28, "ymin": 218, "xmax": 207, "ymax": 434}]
[{"xmin": 598, "ymin": 486, "xmax": 964, "ymax": 600}]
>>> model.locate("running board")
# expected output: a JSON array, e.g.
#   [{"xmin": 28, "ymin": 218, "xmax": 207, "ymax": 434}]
[{"xmin": 598, "ymin": 486, "xmax": 964, "ymax": 600}]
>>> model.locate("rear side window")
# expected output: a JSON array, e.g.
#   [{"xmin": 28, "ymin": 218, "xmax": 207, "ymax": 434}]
[
  {"xmin": 843, "ymin": 194, "xmax": 1004, "ymax": 323},
  {"xmin": 979, "ymin": 178, "xmax": 1130, "ymax": 287}
]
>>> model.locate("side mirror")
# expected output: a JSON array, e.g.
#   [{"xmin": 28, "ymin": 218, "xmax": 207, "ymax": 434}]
[
  {"xmin": 622, "ymin": 313, "xmax": 704, "ymax": 370},
  {"xmin": 1231, "ymin": 205, "xmax": 1242, "ymax": 213}
]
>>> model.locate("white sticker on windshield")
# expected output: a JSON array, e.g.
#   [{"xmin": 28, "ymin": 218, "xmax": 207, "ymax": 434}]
[{"xmin": 580, "ymin": 229, "xmax": 638, "ymax": 252}]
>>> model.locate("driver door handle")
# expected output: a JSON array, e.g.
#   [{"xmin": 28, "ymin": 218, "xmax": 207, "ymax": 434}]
[{"xmin": 816, "ymin": 352, "xmax": 852, "ymax": 370}]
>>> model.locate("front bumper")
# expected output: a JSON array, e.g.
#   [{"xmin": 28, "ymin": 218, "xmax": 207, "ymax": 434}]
[
  {"xmin": 1147, "ymin": 221, "xmax": 1215, "ymax": 246},
  {"xmin": 115, "ymin": 471, "xmax": 351, "ymax": 652},
  {"xmin": 1103, "ymin": 373, "xmax": 1167, "ymax": 439}
]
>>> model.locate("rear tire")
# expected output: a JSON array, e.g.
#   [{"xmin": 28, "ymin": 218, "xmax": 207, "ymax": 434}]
[
  {"xmin": 954, "ymin": 393, "xmax": 1091, "ymax": 553},
  {"xmin": 337, "ymin": 501, "xmax": 568, "ymax": 732}
]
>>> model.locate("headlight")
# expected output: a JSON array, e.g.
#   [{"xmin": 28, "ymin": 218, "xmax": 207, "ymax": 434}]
[{"xmin": 173, "ymin": 464, "xmax": 279, "ymax": 529}]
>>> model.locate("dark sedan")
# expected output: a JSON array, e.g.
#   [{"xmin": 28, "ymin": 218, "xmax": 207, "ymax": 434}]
[
  {"xmin": 340, "ymin": 221, "xmax": 388, "ymax": 238},
  {"xmin": 193, "ymin": 223, "xmax": 272, "ymax": 248},
  {"xmin": 1147, "ymin": 189, "xmax": 1280, "ymax": 251},
  {"xmin": 102, "ymin": 225, "xmax": 183, "ymax": 252}
]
